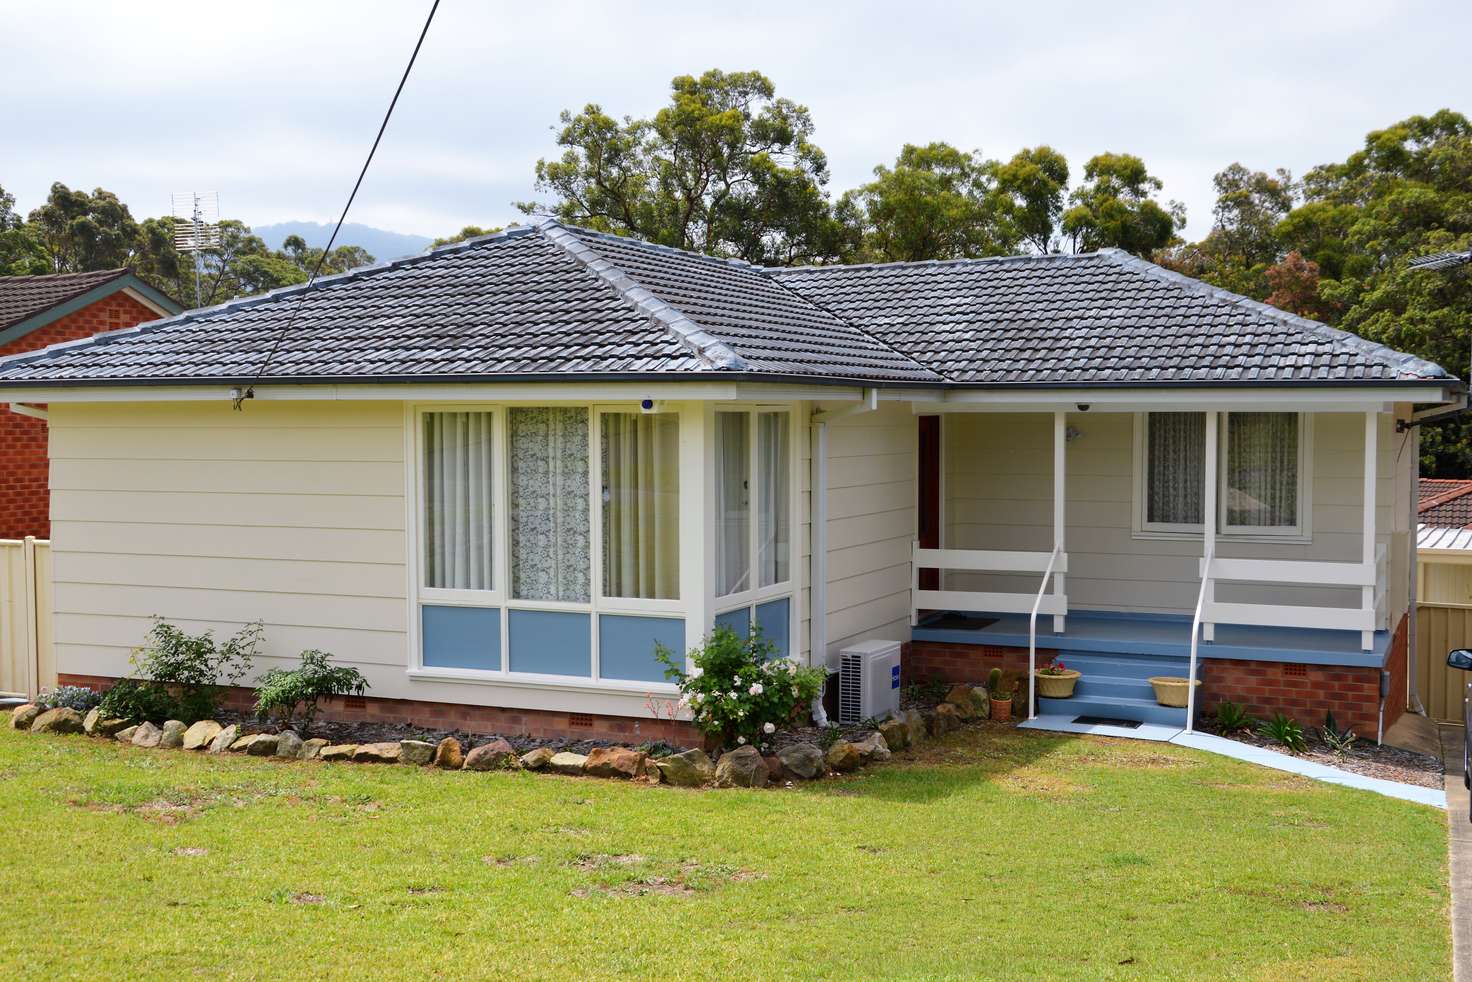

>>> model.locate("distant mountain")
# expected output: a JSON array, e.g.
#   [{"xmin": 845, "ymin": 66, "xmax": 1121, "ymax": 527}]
[{"xmin": 252, "ymin": 221, "xmax": 433, "ymax": 262}]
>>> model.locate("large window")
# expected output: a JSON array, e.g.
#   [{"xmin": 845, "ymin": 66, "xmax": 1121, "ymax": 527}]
[
  {"xmin": 413, "ymin": 404, "xmax": 685, "ymax": 689},
  {"xmin": 1138, "ymin": 411, "xmax": 1308, "ymax": 537},
  {"xmin": 715, "ymin": 412, "xmax": 750, "ymax": 596}
]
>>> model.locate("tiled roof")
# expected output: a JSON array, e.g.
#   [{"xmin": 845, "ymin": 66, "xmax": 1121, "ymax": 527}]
[
  {"xmin": 0, "ymin": 269, "xmax": 129, "ymax": 331},
  {"xmin": 1419, "ymin": 479, "xmax": 1472, "ymax": 528},
  {"xmin": 0, "ymin": 221, "xmax": 1456, "ymax": 389},
  {"xmin": 771, "ymin": 251, "xmax": 1450, "ymax": 385}
]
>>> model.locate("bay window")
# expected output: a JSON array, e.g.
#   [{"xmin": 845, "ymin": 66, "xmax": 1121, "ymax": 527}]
[{"xmin": 1137, "ymin": 411, "xmax": 1309, "ymax": 538}]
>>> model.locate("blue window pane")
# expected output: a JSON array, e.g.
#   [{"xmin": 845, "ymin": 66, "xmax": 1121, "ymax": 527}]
[
  {"xmin": 508, "ymin": 609, "xmax": 591, "ymax": 677},
  {"xmin": 755, "ymin": 597, "xmax": 790, "ymax": 660},
  {"xmin": 714, "ymin": 607, "xmax": 750, "ymax": 639},
  {"xmin": 599, "ymin": 615, "xmax": 685, "ymax": 683},
  {"xmin": 422, "ymin": 605, "xmax": 501, "ymax": 671}
]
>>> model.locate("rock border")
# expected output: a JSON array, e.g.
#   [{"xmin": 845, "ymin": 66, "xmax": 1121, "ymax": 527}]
[{"xmin": 6, "ymin": 695, "xmax": 994, "ymax": 790}]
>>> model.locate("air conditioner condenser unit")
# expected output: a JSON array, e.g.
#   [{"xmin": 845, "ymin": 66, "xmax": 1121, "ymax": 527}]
[{"xmin": 837, "ymin": 639, "xmax": 903, "ymax": 725}]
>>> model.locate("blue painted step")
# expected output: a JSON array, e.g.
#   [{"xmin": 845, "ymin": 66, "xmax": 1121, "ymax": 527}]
[{"xmin": 1033, "ymin": 650, "xmax": 1193, "ymax": 726}]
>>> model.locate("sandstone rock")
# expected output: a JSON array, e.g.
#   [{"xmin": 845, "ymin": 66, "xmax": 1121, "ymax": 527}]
[
  {"xmin": 638, "ymin": 756, "xmax": 664, "ymax": 783},
  {"xmin": 398, "ymin": 739, "xmax": 434, "ymax": 766},
  {"xmin": 943, "ymin": 683, "xmax": 976, "ymax": 719},
  {"xmin": 230, "ymin": 734, "xmax": 260, "ymax": 753},
  {"xmin": 82, "ymin": 708, "xmax": 104, "ymax": 735},
  {"xmin": 655, "ymin": 748, "xmax": 714, "ymax": 787},
  {"xmin": 852, "ymin": 731, "xmax": 891, "ymax": 763},
  {"xmin": 548, "ymin": 751, "xmax": 588, "ymax": 776},
  {"xmin": 463, "ymin": 738, "xmax": 517, "ymax": 771},
  {"xmin": 583, "ymin": 746, "xmax": 645, "ymax": 780},
  {"xmin": 182, "ymin": 720, "xmax": 222, "ymax": 751},
  {"xmin": 300, "ymin": 738, "xmax": 329, "ymax": 760},
  {"xmin": 433, "ymin": 737, "xmax": 464, "ymax": 770},
  {"xmin": 715, "ymin": 745, "xmax": 768, "ymax": 788},
  {"xmin": 928, "ymin": 703, "xmax": 961, "ymax": 737},
  {"xmin": 878, "ymin": 716, "xmax": 909, "ymax": 752},
  {"xmin": 902, "ymin": 708, "xmax": 927, "ymax": 745},
  {"xmin": 207, "ymin": 724, "xmax": 239, "ymax": 754},
  {"xmin": 9, "ymin": 704, "xmax": 39, "ymax": 730},
  {"xmin": 131, "ymin": 721, "xmax": 163, "ymax": 748},
  {"xmin": 275, "ymin": 731, "xmax": 305, "ymax": 759},
  {"xmin": 763, "ymin": 754, "xmax": 787, "ymax": 784},
  {"xmin": 353, "ymin": 742, "xmax": 401, "ymax": 763},
  {"xmin": 970, "ymin": 687, "xmax": 991, "ymax": 714},
  {"xmin": 319, "ymin": 744, "xmax": 357, "ymax": 762},
  {"xmin": 246, "ymin": 734, "xmax": 279, "ymax": 756},
  {"xmin": 824, "ymin": 740, "xmax": 861, "ymax": 773},
  {"xmin": 31, "ymin": 707, "xmax": 84, "ymax": 735},
  {"xmin": 520, "ymin": 746, "xmax": 555, "ymax": 771},
  {"xmin": 159, "ymin": 720, "xmax": 187, "ymax": 749},
  {"xmin": 776, "ymin": 742, "xmax": 825, "ymax": 780},
  {"xmin": 114, "ymin": 725, "xmax": 139, "ymax": 743}
]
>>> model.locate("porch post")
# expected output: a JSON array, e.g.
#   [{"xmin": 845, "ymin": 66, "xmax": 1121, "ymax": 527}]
[
  {"xmin": 1362, "ymin": 411, "xmax": 1377, "ymax": 651},
  {"xmin": 1201, "ymin": 411, "xmax": 1218, "ymax": 643},
  {"xmin": 1053, "ymin": 410, "xmax": 1066, "ymax": 633}
]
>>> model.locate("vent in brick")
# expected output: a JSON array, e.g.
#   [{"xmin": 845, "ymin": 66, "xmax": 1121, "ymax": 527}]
[
  {"xmin": 342, "ymin": 696, "xmax": 367, "ymax": 711},
  {"xmin": 569, "ymin": 713, "xmax": 594, "ymax": 729},
  {"xmin": 1284, "ymin": 664, "xmax": 1308, "ymax": 678}
]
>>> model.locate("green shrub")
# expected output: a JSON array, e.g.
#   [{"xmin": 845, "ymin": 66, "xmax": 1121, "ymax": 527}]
[
  {"xmin": 253, "ymin": 649, "xmax": 368, "ymax": 731},
  {"xmin": 100, "ymin": 618, "xmax": 264, "ymax": 723},
  {"xmin": 1214, "ymin": 701, "xmax": 1256, "ymax": 735},
  {"xmin": 1257, "ymin": 712, "xmax": 1307, "ymax": 753},
  {"xmin": 1320, "ymin": 711, "xmax": 1358, "ymax": 756},
  {"xmin": 657, "ymin": 626, "xmax": 827, "ymax": 751},
  {"xmin": 34, "ymin": 685, "xmax": 102, "ymax": 714}
]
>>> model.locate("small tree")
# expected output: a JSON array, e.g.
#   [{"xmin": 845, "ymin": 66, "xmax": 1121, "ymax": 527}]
[
  {"xmin": 99, "ymin": 618, "xmax": 262, "ymax": 723},
  {"xmin": 253, "ymin": 650, "xmax": 368, "ymax": 732}
]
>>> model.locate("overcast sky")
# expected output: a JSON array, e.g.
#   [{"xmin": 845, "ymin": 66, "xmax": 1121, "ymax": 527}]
[{"xmin": 3, "ymin": 0, "xmax": 1468, "ymax": 245}]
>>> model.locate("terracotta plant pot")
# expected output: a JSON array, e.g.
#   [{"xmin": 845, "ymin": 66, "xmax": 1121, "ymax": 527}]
[
  {"xmin": 990, "ymin": 695, "xmax": 1013, "ymax": 722},
  {"xmin": 1035, "ymin": 669, "xmax": 1081, "ymax": 699}
]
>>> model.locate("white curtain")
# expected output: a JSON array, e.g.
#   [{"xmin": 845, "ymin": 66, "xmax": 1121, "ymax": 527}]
[
  {"xmin": 715, "ymin": 412, "xmax": 750, "ymax": 596},
  {"xmin": 1147, "ymin": 412, "xmax": 1205, "ymax": 525},
  {"xmin": 602, "ymin": 413, "xmax": 680, "ymax": 599},
  {"xmin": 757, "ymin": 412, "xmax": 790, "ymax": 586},
  {"xmin": 1226, "ymin": 412, "xmax": 1298, "ymax": 528},
  {"xmin": 509, "ymin": 407, "xmax": 590, "ymax": 602},
  {"xmin": 422, "ymin": 412, "xmax": 494, "ymax": 590}
]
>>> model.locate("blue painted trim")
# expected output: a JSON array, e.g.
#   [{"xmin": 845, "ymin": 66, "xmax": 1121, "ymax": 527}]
[
  {"xmin": 598, "ymin": 614, "xmax": 685, "ymax": 683},
  {"xmin": 508, "ymin": 609, "xmax": 591, "ymax": 677},
  {"xmin": 421, "ymin": 605, "xmax": 501, "ymax": 671},
  {"xmin": 0, "ymin": 272, "xmax": 181, "ymax": 348},
  {"xmin": 755, "ymin": 597, "xmax": 790, "ymax": 660}
]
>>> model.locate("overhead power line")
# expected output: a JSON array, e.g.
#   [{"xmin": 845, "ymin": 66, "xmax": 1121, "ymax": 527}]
[{"xmin": 234, "ymin": 0, "xmax": 440, "ymax": 410}]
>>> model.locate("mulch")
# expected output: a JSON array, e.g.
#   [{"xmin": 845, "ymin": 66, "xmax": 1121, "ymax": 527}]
[{"xmin": 1196, "ymin": 718, "xmax": 1444, "ymax": 789}]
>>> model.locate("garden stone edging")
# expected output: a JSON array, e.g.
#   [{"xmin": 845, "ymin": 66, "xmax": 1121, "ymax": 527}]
[
  {"xmin": 32, "ymin": 707, "xmax": 85, "ymax": 735},
  {"xmin": 9, "ymin": 705, "xmax": 40, "ymax": 731},
  {"xmin": 183, "ymin": 720, "xmax": 222, "ymax": 751}
]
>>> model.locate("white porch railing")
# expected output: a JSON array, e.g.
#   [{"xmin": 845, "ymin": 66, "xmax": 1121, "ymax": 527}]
[
  {"xmin": 910, "ymin": 545, "xmax": 1068, "ymax": 626},
  {"xmin": 1027, "ymin": 545, "xmax": 1063, "ymax": 721},
  {"xmin": 1185, "ymin": 543, "xmax": 1214, "ymax": 733}
]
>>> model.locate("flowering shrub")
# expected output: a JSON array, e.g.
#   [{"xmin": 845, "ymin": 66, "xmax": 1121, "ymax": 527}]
[
  {"xmin": 657, "ymin": 626, "xmax": 827, "ymax": 751},
  {"xmin": 1038, "ymin": 657, "xmax": 1071, "ymax": 677},
  {"xmin": 34, "ymin": 685, "xmax": 102, "ymax": 714}
]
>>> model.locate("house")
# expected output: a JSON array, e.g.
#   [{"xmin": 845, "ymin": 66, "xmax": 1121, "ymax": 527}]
[
  {"xmin": 0, "ymin": 220, "xmax": 1458, "ymax": 742},
  {"xmin": 0, "ymin": 269, "xmax": 180, "ymax": 539}
]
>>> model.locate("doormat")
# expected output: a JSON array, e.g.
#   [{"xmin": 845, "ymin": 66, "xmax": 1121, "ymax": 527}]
[{"xmin": 1072, "ymin": 716, "xmax": 1141, "ymax": 729}]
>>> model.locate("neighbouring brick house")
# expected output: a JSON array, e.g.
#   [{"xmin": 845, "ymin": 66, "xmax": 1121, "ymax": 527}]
[{"xmin": 0, "ymin": 270, "xmax": 179, "ymax": 539}]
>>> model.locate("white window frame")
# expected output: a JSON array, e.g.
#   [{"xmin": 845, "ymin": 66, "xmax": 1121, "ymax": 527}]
[
  {"xmin": 405, "ymin": 401, "xmax": 683, "ymax": 693},
  {"xmin": 711, "ymin": 407, "xmax": 799, "ymax": 655},
  {"xmin": 1132, "ymin": 411, "xmax": 1312, "ymax": 543}
]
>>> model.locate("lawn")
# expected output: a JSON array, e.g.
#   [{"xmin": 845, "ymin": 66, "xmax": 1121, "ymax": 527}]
[{"xmin": 0, "ymin": 722, "xmax": 1449, "ymax": 980}]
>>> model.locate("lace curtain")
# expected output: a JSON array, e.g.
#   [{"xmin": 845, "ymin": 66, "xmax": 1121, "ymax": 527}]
[
  {"xmin": 1226, "ymin": 412, "xmax": 1298, "ymax": 528},
  {"xmin": 1146, "ymin": 412, "xmax": 1205, "ymax": 525},
  {"xmin": 757, "ymin": 412, "xmax": 790, "ymax": 586},
  {"xmin": 601, "ymin": 412, "xmax": 680, "ymax": 599},
  {"xmin": 715, "ymin": 412, "xmax": 750, "ymax": 596},
  {"xmin": 509, "ymin": 407, "xmax": 590, "ymax": 602},
  {"xmin": 422, "ymin": 411, "xmax": 494, "ymax": 590}
]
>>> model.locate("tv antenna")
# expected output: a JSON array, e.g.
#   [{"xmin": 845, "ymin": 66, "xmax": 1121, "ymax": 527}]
[{"xmin": 171, "ymin": 191, "xmax": 222, "ymax": 308}]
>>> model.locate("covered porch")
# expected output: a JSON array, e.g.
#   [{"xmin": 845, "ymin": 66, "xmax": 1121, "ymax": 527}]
[{"xmin": 905, "ymin": 394, "xmax": 1412, "ymax": 734}]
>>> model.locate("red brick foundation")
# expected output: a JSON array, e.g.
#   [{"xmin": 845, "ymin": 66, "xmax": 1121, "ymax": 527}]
[
  {"xmin": 905, "ymin": 613, "xmax": 1410, "ymax": 736},
  {"xmin": 57, "ymin": 673, "xmax": 699, "ymax": 747}
]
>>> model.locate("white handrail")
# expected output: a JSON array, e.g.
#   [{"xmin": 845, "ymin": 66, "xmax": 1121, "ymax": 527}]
[
  {"xmin": 1186, "ymin": 545, "xmax": 1214, "ymax": 734},
  {"xmin": 1027, "ymin": 544, "xmax": 1062, "ymax": 721}
]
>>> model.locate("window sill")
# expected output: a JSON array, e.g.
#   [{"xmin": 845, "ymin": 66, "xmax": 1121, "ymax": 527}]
[
  {"xmin": 407, "ymin": 667, "xmax": 680, "ymax": 697},
  {"xmin": 1131, "ymin": 530, "xmax": 1312, "ymax": 546}
]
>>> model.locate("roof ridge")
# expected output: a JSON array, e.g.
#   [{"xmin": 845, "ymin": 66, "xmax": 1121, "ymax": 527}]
[
  {"xmin": 1096, "ymin": 249, "xmax": 1454, "ymax": 381},
  {"xmin": 552, "ymin": 221, "xmax": 765, "ymax": 273},
  {"xmin": 770, "ymin": 250, "xmax": 1103, "ymax": 275},
  {"xmin": 0, "ymin": 227, "xmax": 544, "ymax": 375},
  {"xmin": 535, "ymin": 219, "xmax": 747, "ymax": 371},
  {"xmin": 1420, "ymin": 481, "xmax": 1472, "ymax": 512}
]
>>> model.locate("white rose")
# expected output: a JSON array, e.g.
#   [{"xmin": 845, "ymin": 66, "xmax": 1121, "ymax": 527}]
[
  {"xmin": 763, "ymin": 721, "xmax": 776, "ymax": 734},
  {"xmin": 749, "ymin": 683, "xmax": 764, "ymax": 696},
  {"xmin": 737, "ymin": 735, "xmax": 747, "ymax": 745}
]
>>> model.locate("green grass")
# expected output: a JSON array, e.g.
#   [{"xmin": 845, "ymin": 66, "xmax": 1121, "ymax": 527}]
[{"xmin": 0, "ymin": 722, "xmax": 1450, "ymax": 980}]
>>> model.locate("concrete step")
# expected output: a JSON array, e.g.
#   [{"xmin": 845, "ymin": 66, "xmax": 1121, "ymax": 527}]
[
  {"xmin": 1070, "ymin": 675, "xmax": 1161, "ymax": 700},
  {"xmin": 1052, "ymin": 651, "xmax": 1191, "ymax": 679},
  {"xmin": 1038, "ymin": 692, "xmax": 1188, "ymax": 727}
]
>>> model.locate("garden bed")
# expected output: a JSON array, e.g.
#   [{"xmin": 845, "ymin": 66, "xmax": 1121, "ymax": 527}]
[{"xmin": 1196, "ymin": 717, "xmax": 1444, "ymax": 789}]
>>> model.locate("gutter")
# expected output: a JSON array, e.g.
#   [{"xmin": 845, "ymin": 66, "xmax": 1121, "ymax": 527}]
[
  {"xmin": 1397, "ymin": 389, "xmax": 1470, "ymax": 432},
  {"xmin": 809, "ymin": 388, "xmax": 881, "ymax": 726}
]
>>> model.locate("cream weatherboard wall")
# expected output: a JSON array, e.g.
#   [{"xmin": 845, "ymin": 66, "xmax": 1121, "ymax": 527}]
[{"xmin": 940, "ymin": 409, "xmax": 1411, "ymax": 622}]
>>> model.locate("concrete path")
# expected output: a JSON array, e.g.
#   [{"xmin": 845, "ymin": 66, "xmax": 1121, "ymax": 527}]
[{"xmin": 1440, "ymin": 724, "xmax": 1471, "ymax": 982}]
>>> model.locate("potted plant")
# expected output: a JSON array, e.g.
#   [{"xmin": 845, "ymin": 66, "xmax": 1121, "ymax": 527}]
[
  {"xmin": 988, "ymin": 670, "xmax": 1016, "ymax": 722},
  {"xmin": 1035, "ymin": 657, "xmax": 1081, "ymax": 698}
]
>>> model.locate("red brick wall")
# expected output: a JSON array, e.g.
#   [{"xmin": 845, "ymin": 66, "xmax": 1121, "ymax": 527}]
[
  {"xmin": 57, "ymin": 673, "xmax": 699, "ymax": 747},
  {"xmin": 0, "ymin": 290, "xmax": 162, "ymax": 540},
  {"xmin": 903, "ymin": 641, "xmax": 1050, "ymax": 686},
  {"xmin": 1198, "ymin": 613, "xmax": 1408, "ymax": 735}
]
